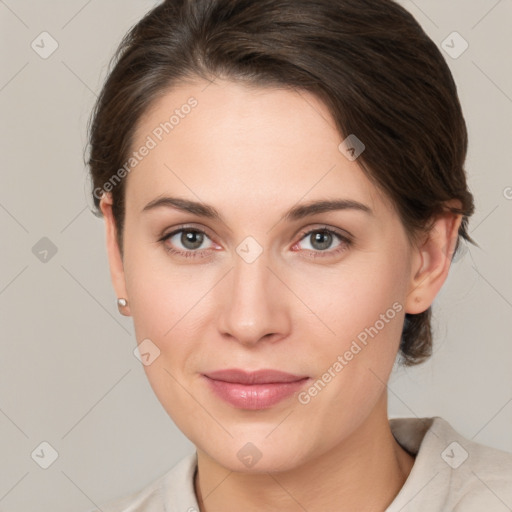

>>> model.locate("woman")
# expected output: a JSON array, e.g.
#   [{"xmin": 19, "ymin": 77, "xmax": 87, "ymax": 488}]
[{"xmin": 87, "ymin": 0, "xmax": 512, "ymax": 510}]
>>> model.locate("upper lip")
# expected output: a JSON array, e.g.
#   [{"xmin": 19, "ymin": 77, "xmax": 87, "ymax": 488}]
[{"xmin": 204, "ymin": 369, "xmax": 309, "ymax": 385}]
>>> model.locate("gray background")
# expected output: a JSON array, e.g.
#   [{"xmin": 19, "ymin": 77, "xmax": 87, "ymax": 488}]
[{"xmin": 0, "ymin": 0, "xmax": 511, "ymax": 510}]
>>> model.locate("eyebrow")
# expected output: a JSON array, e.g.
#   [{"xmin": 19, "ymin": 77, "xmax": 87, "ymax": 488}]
[{"xmin": 141, "ymin": 196, "xmax": 373, "ymax": 222}]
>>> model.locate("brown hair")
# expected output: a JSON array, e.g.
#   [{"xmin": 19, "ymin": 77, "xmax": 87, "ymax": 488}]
[{"xmin": 87, "ymin": 0, "xmax": 475, "ymax": 366}]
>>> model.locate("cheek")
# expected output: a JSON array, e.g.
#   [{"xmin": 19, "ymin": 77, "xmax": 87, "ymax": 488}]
[
  {"xmin": 122, "ymin": 250, "xmax": 209, "ymax": 433},
  {"xmin": 293, "ymin": 251, "xmax": 408, "ymax": 411},
  {"xmin": 122, "ymin": 233, "xmax": 209, "ymax": 338},
  {"xmin": 295, "ymin": 251, "xmax": 408, "ymax": 353}
]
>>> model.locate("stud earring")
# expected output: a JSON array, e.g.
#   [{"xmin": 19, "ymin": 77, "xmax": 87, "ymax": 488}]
[{"xmin": 117, "ymin": 298, "xmax": 129, "ymax": 315}]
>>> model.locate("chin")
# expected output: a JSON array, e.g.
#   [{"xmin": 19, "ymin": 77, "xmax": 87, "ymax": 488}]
[{"xmin": 195, "ymin": 432, "xmax": 313, "ymax": 474}]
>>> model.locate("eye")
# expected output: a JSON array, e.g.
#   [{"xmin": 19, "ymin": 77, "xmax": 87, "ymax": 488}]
[
  {"xmin": 292, "ymin": 227, "xmax": 352, "ymax": 258},
  {"xmin": 159, "ymin": 226, "xmax": 217, "ymax": 258},
  {"xmin": 159, "ymin": 225, "xmax": 352, "ymax": 260}
]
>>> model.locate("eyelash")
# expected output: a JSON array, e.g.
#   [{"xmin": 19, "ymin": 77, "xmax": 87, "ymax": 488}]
[{"xmin": 158, "ymin": 225, "xmax": 352, "ymax": 260}]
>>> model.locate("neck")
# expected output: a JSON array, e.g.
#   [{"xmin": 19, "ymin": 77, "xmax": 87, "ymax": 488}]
[{"xmin": 194, "ymin": 395, "xmax": 415, "ymax": 512}]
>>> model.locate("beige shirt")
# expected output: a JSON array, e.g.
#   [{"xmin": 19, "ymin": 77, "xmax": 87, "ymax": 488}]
[{"xmin": 90, "ymin": 416, "xmax": 512, "ymax": 511}]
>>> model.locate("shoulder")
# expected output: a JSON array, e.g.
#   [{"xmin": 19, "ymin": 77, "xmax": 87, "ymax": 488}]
[
  {"xmin": 85, "ymin": 452, "xmax": 198, "ymax": 512},
  {"xmin": 436, "ymin": 417, "xmax": 512, "ymax": 510},
  {"xmin": 388, "ymin": 416, "xmax": 512, "ymax": 512}
]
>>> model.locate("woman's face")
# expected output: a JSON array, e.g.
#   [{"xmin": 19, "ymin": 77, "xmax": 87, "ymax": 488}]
[{"xmin": 108, "ymin": 79, "xmax": 422, "ymax": 472}]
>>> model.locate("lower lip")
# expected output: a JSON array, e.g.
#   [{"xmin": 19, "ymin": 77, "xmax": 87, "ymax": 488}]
[{"xmin": 203, "ymin": 376, "xmax": 310, "ymax": 410}]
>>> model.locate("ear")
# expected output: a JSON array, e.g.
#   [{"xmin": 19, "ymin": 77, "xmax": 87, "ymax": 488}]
[
  {"xmin": 405, "ymin": 206, "xmax": 463, "ymax": 315},
  {"xmin": 99, "ymin": 193, "xmax": 131, "ymax": 317}
]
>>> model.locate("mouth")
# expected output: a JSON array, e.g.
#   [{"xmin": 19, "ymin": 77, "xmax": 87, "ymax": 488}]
[{"xmin": 202, "ymin": 368, "xmax": 311, "ymax": 410}]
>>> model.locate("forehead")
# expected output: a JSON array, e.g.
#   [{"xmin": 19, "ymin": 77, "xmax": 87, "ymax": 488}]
[{"xmin": 125, "ymin": 79, "xmax": 391, "ymax": 219}]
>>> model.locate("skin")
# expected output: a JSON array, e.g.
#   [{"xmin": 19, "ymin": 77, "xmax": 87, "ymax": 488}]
[{"xmin": 100, "ymin": 79, "xmax": 462, "ymax": 511}]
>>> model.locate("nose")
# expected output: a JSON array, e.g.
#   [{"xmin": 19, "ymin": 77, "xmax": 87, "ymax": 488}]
[{"xmin": 216, "ymin": 248, "xmax": 292, "ymax": 347}]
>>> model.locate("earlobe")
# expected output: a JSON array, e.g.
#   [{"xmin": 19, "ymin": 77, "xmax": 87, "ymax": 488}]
[
  {"xmin": 99, "ymin": 193, "xmax": 132, "ymax": 317},
  {"xmin": 405, "ymin": 212, "xmax": 463, "ymax": 315}
]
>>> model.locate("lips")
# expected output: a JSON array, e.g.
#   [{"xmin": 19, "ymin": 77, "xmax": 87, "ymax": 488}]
[
  {"xmin": 202, "ymin": 368, "xmax": 310, "ymax": 409},
  {"xmin": 204, "ymin": 368, "xmax": 308, "ymax": 384}
]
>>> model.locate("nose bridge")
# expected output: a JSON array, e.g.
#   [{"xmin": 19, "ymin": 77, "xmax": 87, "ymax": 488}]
[
  {"xmin": 233, "ymin": 246, "xmax": 271, "ymax": 301},
  {"xmin": 216, "ymin": 242, "xmax": 290, "ymax": 344}
]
